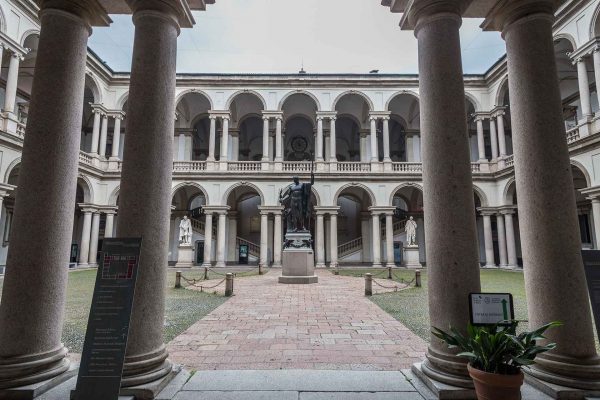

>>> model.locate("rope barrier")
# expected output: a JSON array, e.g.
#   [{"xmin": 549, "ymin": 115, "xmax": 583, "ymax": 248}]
[
  {"xmin": 182, "ymin": 276, "xmax": 227, "ymax": 292},
  {"xmin": 371, "ymin": 277, "xmax": 407, "ymax": 292}
]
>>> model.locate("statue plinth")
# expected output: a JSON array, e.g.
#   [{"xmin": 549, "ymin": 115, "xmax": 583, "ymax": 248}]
[
  {"xmin": 279, "ymin": 231, "xmax": 318, "ymax": 284},
  {"xmin": 402, "ymin": 245, "xmax": 421, "ymax": 269},
  {"xmin": 175, "ymin": 243, "xmax": 194, "ymax": 268}
]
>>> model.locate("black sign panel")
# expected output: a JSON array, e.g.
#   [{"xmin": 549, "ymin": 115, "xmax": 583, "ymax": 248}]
[
  {"xmin": 582, "ymin": 250, "xmax": 600, "ymax": 342},
  {"xmin": 72, "ymin": 238, "xmax": 142, "ymax": 400}
]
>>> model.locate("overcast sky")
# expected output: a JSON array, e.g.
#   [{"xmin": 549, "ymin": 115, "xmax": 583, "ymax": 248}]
[{"xmin": 88, "ymin": 0, "xmax": 506, "ymax": 74}]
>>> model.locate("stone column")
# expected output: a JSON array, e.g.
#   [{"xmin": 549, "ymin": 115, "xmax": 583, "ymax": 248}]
[
  {"xmin": 371, "ymin": 212, "xmax": 382, "ymax": 267},
  {"xmin": 316, "ymin": 212, "xmax": 325, "ymax": 268},
  {"xmin": 104, "ymin": 210, "xmax": 116, "ymax": 239},
  {"xmin": 78, "ymin": 208, "xmax": 93, "ymax": 266},
  {"xmin": 369, "ymin": 117, "xmax": 378, "ymax": 162},
  {"xmin": 385, "ymin": 213, "xmax": 395, "ymax": 267},
  {"xmin": 202, "ymin": 212, "xmax": 213, "ymax": 267},
  {"xmin": 330, "ymin": 212, "xmax": 338, "ymax": 268},
  {"xmin": 590, "ymin": 198, "xmax": 600, "ymax": 249},
  {"xmin": 593, "ymin": 48, "xmax": 600, "ymax": 115},
  {"xmin": 231, "ymin": 132, "xmax": 239, "ymax": 161},
  {"xmin": 329, "ymin": 116, "xmax": 337, "ymax": 162},
  {"xmin": 259, "ymin": 211, "xmax": 268, "ymax": 267},
  {"xmin": 208, "ymin": 115, "xmax": 216, "ymax": 161},
  {"xmin": 0, "ymin": 4, "xmax": 98, "ymax": 390},
  {"xmin": 316, "ymin": 117, "xmax": 324, "ymax": 161},
  {"xmin": 110, "ymin": 114, "xmax": 122, "ymax": 160},
  {"xmin": 216, "ymin": 211, "xmax": 227, "ymax": 267},
  {"xmin": 502, "ymin": 209, "xmax": 518, "ymax": 268},
  {"xmin": 88, "ymin": 212, "xmax": 100, "ymax": 266},
  {"xmin": 496, "ymin": 213, "xmax": 508, "ymax": 267},
  {"xmin": 496, "ymin": 111, "xmax": 507, "ymax": 158},
  {"xmin": 275, "ymin": 116, "xmax": 283, "ymax": 162},
  {"xmin": 227, "ymin": 212, "xmax": 238, "ymax": 262},
  {"xmin": 98, "ymin": 113, "xmax": 109, "ymax": 157},
  {"xmin": 273, "ymin": 210, "xmax": 282, "ymax": 267},
  {"xmin": 115, "ymin": 3, "xmax": 183, "ymax": 387},
  {"xmin": 576, "ymin": 56, "xmax": 592, "ymax": 119},
  {"xmin": 3, "ymin": 51, "xmax": 21, "ymax": 115},
  {"xmin": 382, "ymin": 117, "xmax": 391, "ymax": 162},
  {"xmin": 476, "ymin": 116, "xmax": 486, "ymax": 161},
  {"xmin": 412, "ymin": 4, "xmax": 481, "ymax": 387},
  {"xmin": 489, "ymin": 117, "xmax": 498, "ymax": 160},
  {"xmin": 481, "ymin": 212, "xmax": 495, "ymax": 267},
  {"xmin": 499, "ymin": 3, "xmax": 600, "ymax": 388},
  {"xmin": 90, "ymin": 108, "xmax": 101, "ymax": 155},
  {"xmin": 221, "ymin": 116, "xmax": 229, "ymax": 162},
  {"xmin": 262, "ymin": 115, "xmax": 270, "ymax": 162}
]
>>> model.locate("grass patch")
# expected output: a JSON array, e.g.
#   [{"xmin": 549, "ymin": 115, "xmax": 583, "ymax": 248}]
[
  {"xmin": 335, "ymin": 268, "xmax": 599, "ymax": 351},
  {"xmin": 1, "ymin": 269, "xmax": 228, "ymax": 353}
]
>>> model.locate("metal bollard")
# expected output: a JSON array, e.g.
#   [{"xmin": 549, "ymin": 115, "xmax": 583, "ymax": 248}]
[
  {"xmin": 415, "ymin": 270, "xmax": 422, "ymax": 288},
  {"xmin": 365, "ymin": 273, "xmax": 372, "ymax": 296},
  {"xmin": 225, "ymin": 273, "xmax": 234, "ymax": 296},
  {"xmin": 204, "ymin": 266, "xmax": 209, "ymax": 280},
  {"xmin": 258, "ymin": 264, "xmax": 263, "ymax": 275},
  {"xmin": 175, "ymin": 271, "xmax": 182, "ymax": 289},
  {"xmin": 388, "ymin": 266, "xmax": 392, "ymax": 279}
]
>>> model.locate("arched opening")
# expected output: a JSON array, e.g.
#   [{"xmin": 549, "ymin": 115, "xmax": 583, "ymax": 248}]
[
  {"xmin": 170, "ymin": 185, "xmax": 208, "ymax": 265},
  {"xmin": 334, "ymin": 115, "xmax": 360, "ymax": 162},
  {"xmin": 334, "ymin": 93, "xmax": 372, "ymax": 162},
  {"xmin": 229, "ymin": 93, "xmax": 265, "ymax": 162},
  {"xmin": 554, "ymin": 38, "xmax": 589, "ymax": 128},
  {"xmin": 227, "ymin": 185, "xmax": 263, "ymax": 264},
  {"xmin": 572, "ymin": 164, "xmax": 594, "ymax": 247},
  {"xmin": 175, "ymin": 92, "xmax": 214, "ymax": 161},
  {"xmin": 391, "ymin": 185, "xmax": 425, "ymax": 263},
  {"xmin": 387, "ymin": 93, "xmax": 421, "ymax": 162},
  {"xmin": 80, "ymin": 77, "xmax": 101, "ymax": 153},
  {"xmin": 336, "ymin": 185, "xmax": 373, "ymax": 264},
  {"xmin": 281, "ymin": 93, "xmax": 318, "ymax": 161}
]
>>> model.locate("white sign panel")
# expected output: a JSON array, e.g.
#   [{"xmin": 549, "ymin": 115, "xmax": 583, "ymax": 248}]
[{"xmin": 469, "ymin": 293, "xmax": 514, "ymax": 326}]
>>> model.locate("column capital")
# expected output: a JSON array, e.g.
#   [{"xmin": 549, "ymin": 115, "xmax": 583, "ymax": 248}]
[
  {"xmin": 491, "ymin": 106, "xmax": 507, "ymax": 118},
  {"xmin": 314, "ymin": 206, "xmax": 340, "ymax": 215},
  {"xmin": 262, "ymin": 110, "xmax": 283, "ymax": 119},
  {"xmin": 107, "ymin": 110, "xmax": 126, "ymax": 120},
  {"xmin": 368, "ymin": 111, "xmax": 391, "ymax": 121},
  {"xmin": 37, "ymin": 0, "xmax": 112, "ymax": 28},
  {"xmin": 208, "ymin": 110, "xmax": 231, "ymax": 120},
  {"xmin": 101, "ymin": 206, "xmax": 118, "ymax": 215},
  {"xmin": 498, "ymin": 206, "xmax": 517, "ymax": 215},
  {"xmin": 481, "ymin": 0, "xmax": 557, "ymax": 34},
  {"xmin": 580, "ymin": 186, "xmax": 600, "ymax": 201},
  {"xmin": 477, "ymin": 207, "xmax": 499, "ymax": 216},
  {"xmin": 125, "ymin": 0, "xmax": 203, "ymax": 30},
  {"xmin": 258, "ymin": 205, "xmax": 284, "ymax": 215},
  {"xmin": 202, "ymin": 205, "xmax": 229, "ymax": 215},
  {"xmin": 316, "ymin": 111, "xmax": 337, "ymax": 119},
  {"xmin": 90, "ymin": 103, "xmax": 108, "ymax": 115},
  {"xmin": 368, "ymin": 206, "xmax": 396, "ymax": 215},
  {"xmin": 78, "ymin": 203, "xmax": 100, "ymax": 213}
]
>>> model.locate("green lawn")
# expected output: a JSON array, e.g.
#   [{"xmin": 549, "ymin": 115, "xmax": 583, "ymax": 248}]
[
  {"xmin": 336, "ymin": 268, "xmax": 600, "ymax": 351},
  {"xmin": 0, "ymin": 269, "xmax": 229, "ymax": 353}
]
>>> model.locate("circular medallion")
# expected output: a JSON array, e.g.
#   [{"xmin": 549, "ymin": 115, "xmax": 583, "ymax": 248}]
[{"xmin": 291, "ymin": 136, "xmax": 308, "ymax": 153}]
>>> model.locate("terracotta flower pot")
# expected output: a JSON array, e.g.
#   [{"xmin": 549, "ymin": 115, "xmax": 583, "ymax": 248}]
[{"xmin": 467, "ymin": 364, "xmax": 524, "ymax": 400}]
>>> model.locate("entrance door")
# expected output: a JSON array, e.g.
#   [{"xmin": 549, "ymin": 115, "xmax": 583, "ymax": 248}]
[{"xmin": 195, "ymin": 240, "xmax": 204, "ymax": 264}]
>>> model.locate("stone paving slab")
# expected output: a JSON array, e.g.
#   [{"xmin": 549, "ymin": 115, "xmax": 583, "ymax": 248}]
[
  {"xmin": 168, "ymin": 270, "xmax": 427, "ymax": 370},
  {"xmin": 183, "ymin": 370, "xmax": 415, "ymax": 392}
]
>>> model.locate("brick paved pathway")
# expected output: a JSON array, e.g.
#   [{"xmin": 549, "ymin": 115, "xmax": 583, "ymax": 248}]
[{"xmin": 167, "ymin": 269, "xmax": 427, "ymax": 371}]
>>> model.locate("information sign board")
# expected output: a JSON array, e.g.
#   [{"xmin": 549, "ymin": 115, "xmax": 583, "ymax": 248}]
[
  {"xmin": 582, "ymin": 250, "xmax": 600, "ymax": 341},
  {"xmin": 469, "ymin": 293, "xmax": 514, "ymax": 326},
  {"xmin": 72, "ymin": 238, "xmax": 142, "ymax": 400}
]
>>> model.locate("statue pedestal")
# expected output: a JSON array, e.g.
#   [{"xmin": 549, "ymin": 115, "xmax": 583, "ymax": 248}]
[
  {"xmin": 402, "ymin": 245, "xmax": 422, "ymax": 269},
  {"xmin": 175, "ymin": 244, "xmax": 194, "ymax": 268},
  {"xmin": 279, "ymin": 232, "xmax": 318, "ymax": 284}
]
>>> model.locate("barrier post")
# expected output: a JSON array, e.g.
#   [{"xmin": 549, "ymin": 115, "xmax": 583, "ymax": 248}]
[
  {"xmin": 365, "ymin": 273, "xmax": 372, "ymax": 296},
  {"xmin": 175, "ymin": 271, "xmax": 182, "ymax": 288},
  {"xmin": 225, "ymin": 273, "xmax": 234, "ymax": 296}
]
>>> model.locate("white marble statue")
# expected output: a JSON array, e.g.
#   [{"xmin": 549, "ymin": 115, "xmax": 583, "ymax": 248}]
[
  {"xmin": 179, "ymin": 215, "xmax": 192, "ymax": 245},
  {"xmin": 405, "ymin": 216, "xmax": 418, "ymax": 246}
]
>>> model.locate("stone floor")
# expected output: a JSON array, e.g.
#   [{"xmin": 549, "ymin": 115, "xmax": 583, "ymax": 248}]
[{"xmin": 167, "ymin": 269, "xmax": 427, "ymax": 371}]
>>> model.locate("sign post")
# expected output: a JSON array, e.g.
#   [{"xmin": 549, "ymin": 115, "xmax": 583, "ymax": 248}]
[
  {"xmin": 72, "ymin": 238, "xmax": 142, "ymax": 400},
  {"xmin": 469, "ymin": 293, "xmax": 514, "ymax": 326},
  {"xmin": 581, "ymin": 250, "xmax": 600, "ymax": 341}
]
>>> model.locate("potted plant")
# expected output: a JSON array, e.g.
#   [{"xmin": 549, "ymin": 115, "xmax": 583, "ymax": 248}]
[{"xmin": 432, "ymin": 320, "xmax": 561, "ymax": 400}]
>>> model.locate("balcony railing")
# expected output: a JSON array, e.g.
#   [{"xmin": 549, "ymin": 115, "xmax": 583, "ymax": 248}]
[
  {"xmin": 79, "ymin": 151, "xmax": 93, "ymax": 165},
  {"xmin": 566, "ymin": 126, "xmax": 580, "ymax": 144},
  {"xmin": 283, "ymin": 161, "xmax": 312, "ymax": 172},
  {"xmin": 337, "ymin": 162, "xmax": 371, "ymax": 172},
  {"xmin": 505, "ymin": 155, "xmax": 514, "ymax": 167},
  {"xmin": 471, "ymin": 163, "xmax": 481, "ymax": 173},
  {"xmin": 228, "ymin": 161, "xmax": 262, "ymax": 171},
  {"xmin": 174, "ymin": 161, "xmax": 206, "ymax": 173},
  {"xmin": 392, "ymin": 162, "xmax": 422, "ymax": 173},
  {"xmin": 338, "ymin": 237, "xmax": 362, "ymax": 257}
]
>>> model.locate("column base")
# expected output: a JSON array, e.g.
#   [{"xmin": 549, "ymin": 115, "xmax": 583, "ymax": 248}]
[
  {"xmin": 271, "ymin": 263, "xmax": 282, "ymax": 269},
  {"xmin": 117, "ymin": 361, "xmax": 179, "ymax": 400},
  {"xmin": 274, "ymin": 161, "xmax": 283, "ymax": 171},
  {"xmin": 201, "ymin": 262, "xmax": 212, "ymax": 268},
  {"xmin": 500, "ymin": 264, "xmax": 519, "ymax": 270},
  {"xmin": 0, "ymin": 346, "xmax": 72, "ymax": 393},
  {"xmin": 1, "ymin": 112, "xmax": 18, "ymax": 135},
  {"xmin": 0, "ymin": 362, "xmax": 76, "ymax": 400},
  {"xmin": 525, "ymin": 370, "xmax": 600, "ymax": 399},
  {"xmin": 214, "ymin": 262, "xmax": 226, "ymax": 268},
  {"xmin": 77, "ymin": 262, "xmax": 89, "ymax": 268},
  {"xmin": 525, "ymin": 354, "xmax": 600, "ymax": 392},
  {"xmin": 385, "ymin": 263, "xmax": 396, "ymax": 268},
  {"xmin": 412, "ymin": 361, "xmax": 476, "ymax": 400},
  {"xmin": 383, "ymin": 161, "xmax": 392, "ymax": 172},
  {"xmin": 261, "ymin": 161, "xmax": 270, "ymax": 171},
  {"xmin": 481, "ymin": 264, "xmax": 497, "ymax": 269},
  {"xmin": 219, "ymin": 161, "xmax": 228, "ymax": 171},
  {"xmin": 372, "ymin": 262, "xmax": 382, "ymax": 268},
  {"xmin": 315, "ymin": 263, "xmax": 326, "ymax": 268}
]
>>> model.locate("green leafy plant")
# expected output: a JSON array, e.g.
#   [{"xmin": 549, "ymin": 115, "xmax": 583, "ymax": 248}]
[{"xmin": 432, "ymin": 320, "xmax": 561, "ymax": 375}]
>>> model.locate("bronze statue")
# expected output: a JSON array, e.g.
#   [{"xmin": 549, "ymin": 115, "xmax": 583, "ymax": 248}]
[{"xmin": 279, "ymin": 170, "xmax": 314, "ymax": 233}]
